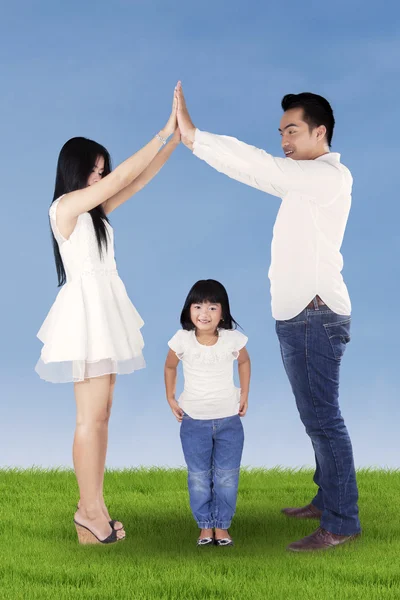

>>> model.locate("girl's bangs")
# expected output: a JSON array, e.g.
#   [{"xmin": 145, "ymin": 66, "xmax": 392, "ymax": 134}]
[{"xmin": 189, "ymin": 282, "xmax": 225, "ymax": 306}]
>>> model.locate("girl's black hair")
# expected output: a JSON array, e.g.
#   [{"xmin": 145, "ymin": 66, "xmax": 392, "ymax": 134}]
[
  {"xmin": 180, "ymin": 279, "xmax": 239, "ymax": 331},
  {"xmin": 50, "ymin": 136, "xmax": 112, "ymax": 287}
]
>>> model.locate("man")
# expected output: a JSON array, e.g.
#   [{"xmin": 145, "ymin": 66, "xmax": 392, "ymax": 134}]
[{"xmin": 175, "ymin": 81, "xmax": 361, "ymax": 552}]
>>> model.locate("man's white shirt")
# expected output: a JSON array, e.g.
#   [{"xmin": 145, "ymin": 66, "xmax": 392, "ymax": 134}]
[{"xmin": 193, "ymin": 129, "xmax": 352, "ymax": 320}]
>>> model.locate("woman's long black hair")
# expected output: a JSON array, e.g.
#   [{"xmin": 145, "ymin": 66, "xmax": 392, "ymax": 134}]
[
  {"xmin": 180, "ymin": 279, "xmax": 240, "ymax": 331},
  {"xmin": 51, "ymin": 137, "xmax": 112, "ymax": 286}
]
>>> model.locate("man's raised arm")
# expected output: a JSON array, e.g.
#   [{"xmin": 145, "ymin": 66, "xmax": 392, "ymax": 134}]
[{"xmin": 176, "ymin": 81, "xmax": 345, "ymax": 202}]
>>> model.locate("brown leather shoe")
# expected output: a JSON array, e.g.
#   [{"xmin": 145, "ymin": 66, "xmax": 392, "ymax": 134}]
[
  {"xmin": 287, "ymin": 527, "xmax": 360, "ymax": 552},
  {"xmin": 281, "ymin": 503, "xmax": 322, "ymax": 520}
]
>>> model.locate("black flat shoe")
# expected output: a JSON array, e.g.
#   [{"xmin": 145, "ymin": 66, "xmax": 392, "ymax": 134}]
[
  {"xmin": 197, "ymin": 536, "xmax": 214, "ymax": 547},
  {"xmin": 214, "ymin": 537, "xmax": 234, "ymax": 546},
  {"xmin": 73, "ymin": 519, "xmax": 125, "ymax": 545}
]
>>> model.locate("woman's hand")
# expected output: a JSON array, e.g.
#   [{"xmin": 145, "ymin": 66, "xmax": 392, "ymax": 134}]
[{"xmin": 162, "ymin": 88, "xmax": 178, "ymax": 139}]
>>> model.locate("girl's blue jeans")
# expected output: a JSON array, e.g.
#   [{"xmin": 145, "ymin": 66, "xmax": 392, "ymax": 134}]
[{"xmin": 180, "ymin": 413, "xmax": 244, "ymax": 529}]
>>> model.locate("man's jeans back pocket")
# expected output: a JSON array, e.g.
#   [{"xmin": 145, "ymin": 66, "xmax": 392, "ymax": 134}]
[{"xmin": 323, "ymin": 318, "xmax": 351, "ymax": 360}]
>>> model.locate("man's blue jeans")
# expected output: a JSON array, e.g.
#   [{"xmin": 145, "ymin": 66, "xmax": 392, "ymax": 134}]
[
  {"xmin": 180, "ymin": 413, "xmax": 244, "ymax": 529},
  {"xmin": 276, "ymin": 302, "xmax": 361, "ymax": 536}
]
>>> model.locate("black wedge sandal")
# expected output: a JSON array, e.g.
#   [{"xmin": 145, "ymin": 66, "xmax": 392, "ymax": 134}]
[
  {"xmin": 74, "ymin": 519, "xmax": 125, "ymax": 545},
  {"xmin": 76, "ymin": 504, "xmax": 123, "ymax": 531}
]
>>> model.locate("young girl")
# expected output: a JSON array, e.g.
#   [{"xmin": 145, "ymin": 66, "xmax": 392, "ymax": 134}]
[
  {"xmin": 165, "ymin": 279, "xmax": 251, "ymax": 547},
  {"xmin": 36, "ymin": 87, "xmax": 180, "ymax": 545}
]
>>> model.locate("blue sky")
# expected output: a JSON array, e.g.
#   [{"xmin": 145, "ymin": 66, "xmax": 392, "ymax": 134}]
[{"xmin": 1, "ymin": 1, "xmax": 399, "ymax": 469}]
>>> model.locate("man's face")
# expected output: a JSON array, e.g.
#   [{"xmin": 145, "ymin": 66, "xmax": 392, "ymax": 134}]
[{"xmin": 279, "ymin": 108, "xmax": 325, "ymax": 160}]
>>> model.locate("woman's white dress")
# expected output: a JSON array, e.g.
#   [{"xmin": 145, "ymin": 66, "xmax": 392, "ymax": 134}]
[{"xmin": 35, "ymin": 196, "xmax": 145, "ymax": 383}]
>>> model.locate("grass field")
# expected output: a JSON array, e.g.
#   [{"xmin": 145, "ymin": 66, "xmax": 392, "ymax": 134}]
[{"xmin": 1, "ymin": 467, "xmax": 400, "ymax": 599}]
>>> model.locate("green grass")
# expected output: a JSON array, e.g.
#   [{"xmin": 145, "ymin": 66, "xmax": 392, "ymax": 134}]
[{"xmin": 1, "ymin": 468, "xmax": 399, "ymax": 599}]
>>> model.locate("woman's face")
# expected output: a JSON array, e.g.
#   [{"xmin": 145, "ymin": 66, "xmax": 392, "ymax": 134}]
[{"xmin": 87, "ymin": 155, "xmax": 105, "ymax": 186}]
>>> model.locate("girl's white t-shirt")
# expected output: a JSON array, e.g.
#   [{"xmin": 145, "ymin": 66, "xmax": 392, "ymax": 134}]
[{"xmin": 168, "ymin": 328, "xmax": 248, "ymax": 420}]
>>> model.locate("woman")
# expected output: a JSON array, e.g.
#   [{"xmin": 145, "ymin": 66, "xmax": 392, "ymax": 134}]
[{"xmin": 36, "ymin": 86, "xmax": 180, "ymax": 545}]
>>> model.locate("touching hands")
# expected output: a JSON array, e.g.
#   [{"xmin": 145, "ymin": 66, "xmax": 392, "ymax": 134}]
[
  {"xmin": 175, "ymin": 81, "xmax": 196, "ymax": 150},
  {"xmin": 171, "ymin": 127, "xmax": 181, "ymax": 145},
  {"xmin": 162, "ymin": 88, "xmax": 179, "ymax": 139},
  {"xmin": 161, "ymin": 81, "xmax": 194, "ymax": 148}
]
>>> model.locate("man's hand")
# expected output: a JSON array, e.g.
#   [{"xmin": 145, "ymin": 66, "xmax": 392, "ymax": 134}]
[
  {"xmin": 176, "ymin": 81, "xmax": 196, "ymax": 150},
  {"xmin": 169, "ymin": 398, "xmax": 184, "ymax": 422}
]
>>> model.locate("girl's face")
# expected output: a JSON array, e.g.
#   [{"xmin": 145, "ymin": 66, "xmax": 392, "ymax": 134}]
[
  {"xmin": 87, "ymin": 155, "xmax": 105, "ymax": 187},
  {"xmin": 190, "ymin": 301, "xmax": 222, "ymax": 333}
]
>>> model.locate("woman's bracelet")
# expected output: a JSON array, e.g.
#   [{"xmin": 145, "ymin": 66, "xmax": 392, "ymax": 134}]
[{"xmin": 155, "ymin": 132, "xmax": 167, "ymax": 145}]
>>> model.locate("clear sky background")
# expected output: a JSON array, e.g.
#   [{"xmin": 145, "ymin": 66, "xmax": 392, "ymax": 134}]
[{"xmin": 1, "ymin": 1, "xmax": 399, "ymax": 469}]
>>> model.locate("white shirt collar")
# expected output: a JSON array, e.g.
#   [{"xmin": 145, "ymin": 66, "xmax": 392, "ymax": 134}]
[{"xmin": 315, "ymin": 152, "xmax": 341, "ymax": 163}]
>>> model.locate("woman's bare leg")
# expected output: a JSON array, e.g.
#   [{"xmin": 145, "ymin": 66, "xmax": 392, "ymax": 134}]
[
  {"xmin": 99, "ymin": 374, "xmax": 123, "ymax": 529},
  {"xmin": 73, "ymin": 374, "xmax": 124, "ymax": 541}
]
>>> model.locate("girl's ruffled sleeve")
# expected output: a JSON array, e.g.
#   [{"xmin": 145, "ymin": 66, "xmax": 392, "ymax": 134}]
[
  {"xmin": 230, "ymin": 330, "xmax": 248, "ymax": 359},
  {"xmin": 168, "ymin": 330, "xmax": 187, "ymax": 360}
]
